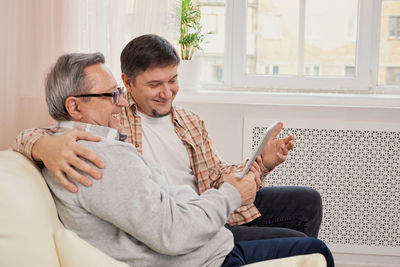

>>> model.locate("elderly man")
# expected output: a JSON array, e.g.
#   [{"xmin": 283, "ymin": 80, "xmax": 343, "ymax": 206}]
[
  {"xmin": 15, "ymin": 34, "xmax": 322, "ymax": 242},
  {"xmin": 36, "ymin": 52, "xmax": 334, "ymax": 267}
]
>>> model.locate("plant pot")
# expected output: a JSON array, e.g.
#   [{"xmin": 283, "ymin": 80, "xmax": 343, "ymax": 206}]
[{"xmin": 178, "ymin": 60, "xmax": 202, "ymax": 91}]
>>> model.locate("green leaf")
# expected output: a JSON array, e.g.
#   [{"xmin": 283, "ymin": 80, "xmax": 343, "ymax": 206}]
[{"xmin": 179, "ymin": 0, "xmax": 207, "ymax": 60}]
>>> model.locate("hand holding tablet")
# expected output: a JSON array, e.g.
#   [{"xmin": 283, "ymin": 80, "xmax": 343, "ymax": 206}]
[{"xmin": 238, "ymin": 121, "xmax": 280, "ymax": 178}]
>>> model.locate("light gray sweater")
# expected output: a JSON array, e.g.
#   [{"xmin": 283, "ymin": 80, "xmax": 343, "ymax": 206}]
[{"xmin": 42, "ymin": 122, "xmax": 241, "ymax": 267}]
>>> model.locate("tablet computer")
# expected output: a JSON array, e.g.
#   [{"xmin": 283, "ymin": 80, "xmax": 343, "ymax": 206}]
[{"xmin": 238, "ymin": 121, "xmax": 280, "ymax": 178}]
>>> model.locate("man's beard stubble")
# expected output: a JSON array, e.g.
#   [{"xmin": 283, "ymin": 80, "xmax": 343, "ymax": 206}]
[{"xmin": 151, "ymin": 106, "xmax": 173, "ymax": 118}]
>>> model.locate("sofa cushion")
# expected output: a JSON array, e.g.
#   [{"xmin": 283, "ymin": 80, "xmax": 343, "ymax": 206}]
[
  {"xmin": 243, "ymin": 253, "xmax": 326, "ymax": 267},
  {"xmin": 54, "ymin": 228, "xmax": 129, "ymax": 267},
  {"xmin": 0, "ymin": 150, "xmax": 62, "ymax": 267}
]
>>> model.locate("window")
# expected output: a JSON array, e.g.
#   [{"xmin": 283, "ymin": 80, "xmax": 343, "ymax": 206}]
[
  {"xmin": 378, "ymin": 1, "xmax": 400, "ymax": 90},
  {"xmin": 345, "ymin": 66, "xmax": 356, "ymax": 77},
  {"xmin": 389, "ymin": 16, "xmax": 400, "ymax": 39},
  {"xmin": 265, "ymin": 65, "xmax": 280, "ymax": 75},
  {"xmin": 215, "ymin": 65, "xmax": 223, "ymax": 81},
  {"xmin": 272, "ymin": 65, "xmax": 279, "ymax": 75},
  {"xmin": 198, "ymin": 1, "xmax": 226, "ymax": 83},
  {"xmin": 197, "ymin": 0, "xmax": 400, "ymax": 93},
  {"xmin": 386, "ymin": 67, "xmax": 400, "ymax": 85},
  {"xmin": 305, "ymin": 65, "xmax": 321, "ymax": 76},
  {"xmin": 231, "ymin": 0, "xmax": 363, "ymax": 90}
]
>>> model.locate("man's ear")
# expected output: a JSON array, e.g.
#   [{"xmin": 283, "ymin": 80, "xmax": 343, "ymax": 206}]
[
  {"xmin": 121, "ymin": 73, "xmax": 134, "ymax": 93},
  {"xmin": 65, "ymin": 96, "xmax": 83, "ymax": 121}
]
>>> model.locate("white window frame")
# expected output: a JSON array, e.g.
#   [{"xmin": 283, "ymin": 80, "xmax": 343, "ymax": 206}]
[{"xmin": 227, "ymin": 0, "xmax": 379, "ymax": 92}]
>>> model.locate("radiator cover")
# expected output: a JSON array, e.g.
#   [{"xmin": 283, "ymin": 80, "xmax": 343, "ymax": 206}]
[{"xmin": 243, "ymin": 119, "xmax": 400, "ymax": 256}]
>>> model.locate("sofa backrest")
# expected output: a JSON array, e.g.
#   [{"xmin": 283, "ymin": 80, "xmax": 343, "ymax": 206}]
[
  {"xmin": 0, "ymin": 150, "xmax": 62, "ymax": 267},
  {"xmin": 0, "ymin": 150, "xmax": 129, "ymax": 267}
]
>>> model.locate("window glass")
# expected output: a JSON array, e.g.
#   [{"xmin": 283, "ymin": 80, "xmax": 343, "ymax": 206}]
[
  {"xmin": 345, "ymin": 66, "xmax": 355, "ymax": 77},
  {"xmin": 304, "ymin": 0, "xmax": 358, "ymax": 77},
  {"xmin": 389, "ymin": 16, "xmax": 397, "ymax": 38},
  {"xmin": 197, "ymin": 0, "xmax": 399, "ymax": 92},
  {"xmin": 379, "ymin": 1, "xmax": 400, "ymax": 86},
  {"xmin": 244, "ymin": 0, "xmax": 358, "ymax": 77},
  {"xmin": 386, "ymin": 67, "xmax": 400, "ymax": 85},
  {"xmin": 246, "ymin": 0, "xmax": 299, "ymax": 75},
  {"xmin": 198, "ymin": 0, "xmax": 226, "ymax": 83}
]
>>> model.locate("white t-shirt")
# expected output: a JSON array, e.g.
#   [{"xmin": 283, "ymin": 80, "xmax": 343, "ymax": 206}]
[{"xmin": 138, "ymin": 111, "xmax": 198, "ymax": 194}]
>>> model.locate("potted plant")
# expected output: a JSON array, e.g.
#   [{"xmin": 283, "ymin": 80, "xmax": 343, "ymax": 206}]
[{"xmin": 178, "ymin": 0, "xmax": 206, "ymax": 90}]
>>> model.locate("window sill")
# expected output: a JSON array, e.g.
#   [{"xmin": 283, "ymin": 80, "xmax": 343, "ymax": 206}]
[{"xmin": 175, "ymin": 89, "xmax": 400, "ymax": 109}]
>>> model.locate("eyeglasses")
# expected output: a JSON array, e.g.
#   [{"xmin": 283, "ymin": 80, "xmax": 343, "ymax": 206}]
[{"xmin": 73, "ymin": 87, "xmax": 125, "ymax": 105}]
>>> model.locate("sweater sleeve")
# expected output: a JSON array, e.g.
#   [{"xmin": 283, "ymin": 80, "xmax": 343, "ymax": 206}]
[{"xmin": 75, "ymin": 140, "xmax": 241, "ymax": 256}]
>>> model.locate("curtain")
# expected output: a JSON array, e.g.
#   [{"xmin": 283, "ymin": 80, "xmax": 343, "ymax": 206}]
[{"xmin": 0, "ymin": 0, "xmax": 181, "ymax": 150}]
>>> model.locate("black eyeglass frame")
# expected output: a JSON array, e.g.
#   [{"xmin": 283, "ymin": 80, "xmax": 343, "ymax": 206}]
[{"xmin": 73, "ymin": 87, "xmax": 125, "ymax": 104}]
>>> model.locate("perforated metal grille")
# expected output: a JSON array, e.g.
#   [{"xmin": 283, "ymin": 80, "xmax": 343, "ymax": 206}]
[{"xmin": 250, "ymin": 126, "xmax": 400, "ymax": 247}]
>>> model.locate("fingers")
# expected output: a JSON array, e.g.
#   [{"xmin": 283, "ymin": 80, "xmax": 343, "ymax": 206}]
[
  {"xmin": 256, "ymin": 155, "xmax": 262, "ymax": 165},
  {"xmin": 54, "ymin": 170, "xmax": 78, "ymax": 193},
  {"xmin": 283, "ymin": 134, "xmax": 295, "ymax": 149},
  {"xmin": 69, "ymin": 131, "xmax": 104, "ymax": 170},
  {"xmin": 39, "ymin": 130, "xmax": 104, "ymax": 192},
  {"xmin": 261, "ymin": 177, "xmax": 265, "ymax": 188},
  {"xmin": 74, "ymin": 144, "xmax": 105, "ymax": 171},
  {"xmin": 69, "ymin": 155, "xmax": 102, "ymax": 180},
  {"xmin": 250, "ymin": 165, "xmax": 261, "ymax": 182},
  {"xmin": 280, "ymin": 143, "xmax": 289, "ymax": 155},
  {"xmin": 276, "ymin": 152, "xmax": 287, "ymax": 161},
  {"xmin": 287, "ymin": 139, "xmax": 294, "ymax": 150},
  {"xmin": 253, "ymin": 157, "xmax": 262, "ymax": 172},
  {"xmin": 230, "ymin": 172, "xmax": 257, "ymax": 206},
  {"xmin": 71, "ymin": 130, "xmax": 102, "ymax": 142},
  {"xmin": 249, "ymin": 164, "xmax": 262, "ymax": 189},
  {"xmin": 244, "ymin": 171, "xmax": 258, "ymax": 191},
  {"xmin": 271, "ymin": 121, "xmax": 283, "ymax": 139},
  {"xmin": 63, "ymin": 163, "xmax": 93, "ymax": 186},
  {"xmin": 245, "ymin": 171, "xmax": 255, "ymax": 180}
]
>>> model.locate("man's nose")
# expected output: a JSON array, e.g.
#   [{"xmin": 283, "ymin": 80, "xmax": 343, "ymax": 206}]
[
  {"xmin": 117, "ymin": 95, "xmax": 128, "ymax": 107},
  {"xmin": 159, "ymin": 83, "xmax": 173, "ymax": 98}
]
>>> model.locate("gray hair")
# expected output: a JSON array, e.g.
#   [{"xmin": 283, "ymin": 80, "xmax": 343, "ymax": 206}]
[{"xmin": 45, "ymin": 52, "xmax": 105, "ymax": 121}]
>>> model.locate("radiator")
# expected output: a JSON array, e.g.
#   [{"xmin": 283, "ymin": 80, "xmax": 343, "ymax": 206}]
[{"xmin": 242, "ymin": 118, "xmax": 400, "ymax": 257}]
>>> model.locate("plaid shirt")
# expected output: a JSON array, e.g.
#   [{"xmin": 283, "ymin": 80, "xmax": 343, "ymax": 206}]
[{"xmin": 14, "ymin": 93, "xmax": 262, "ymax": 225}]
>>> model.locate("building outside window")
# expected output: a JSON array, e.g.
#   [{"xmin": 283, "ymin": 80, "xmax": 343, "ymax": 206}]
[
  {"xmin": 263, "ymin": 15, "xmax": 282, "ymax": 39},
  {"xmin": 386, "ymin": 67, "xmax": 400, "ymax": 85},
  {"xmin": 345, "ymin": 66, "xmax": 355, "ymax": 77},
  {"xmin": 389, "ymin": 16, "xmax": 400, "ymax": 39},
  {"xmin": 196, "ymin": 0, "xmax": 400, "ymax": 92},
  {"xmin": 305, "ymin": 65, "xmax": 321, "ymax": 76}
]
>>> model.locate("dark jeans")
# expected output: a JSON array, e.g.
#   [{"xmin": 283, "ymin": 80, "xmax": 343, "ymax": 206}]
[
  {"xmin": 226, "ymin": 186, "xmax": 322, "ymax": 242},
  {"xmin": 222, "ymin": 237, "xmax": 334, "ymax": 267}
]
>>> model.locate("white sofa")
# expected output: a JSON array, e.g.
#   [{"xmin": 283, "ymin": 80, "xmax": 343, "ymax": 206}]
[{"xmin": 0, "ymin": 150, "xmax": 326, "ymax": 267}]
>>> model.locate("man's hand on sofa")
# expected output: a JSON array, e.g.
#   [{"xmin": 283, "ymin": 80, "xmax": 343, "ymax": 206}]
[{"xmin": 32, "ymin": 130, "xmax": 104, "ymax": 193}]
